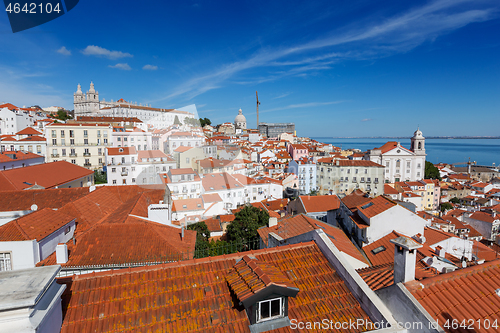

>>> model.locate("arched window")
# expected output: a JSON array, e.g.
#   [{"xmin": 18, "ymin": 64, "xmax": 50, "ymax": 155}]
[
  {"xmin": 396, "ymin": 160, "xmax": 400, "ymax": 168},
  {"xmin": 418, "ymin": 142, "xmax": 422, "ymax": 150}
]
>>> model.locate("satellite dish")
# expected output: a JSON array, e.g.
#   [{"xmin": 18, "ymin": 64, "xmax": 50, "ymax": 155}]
[{"xmin": 30, "ymin": 204, "xmax": 38, "ymax": 211}]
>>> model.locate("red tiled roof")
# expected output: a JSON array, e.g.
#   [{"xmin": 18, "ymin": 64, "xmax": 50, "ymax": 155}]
[
  {"xmin": 384, "ymin": 184, "xmax": 400, "ymax": 195},
  {"xmin": 374, "ymin": 141, "xmax": 412, "ymax": 154},
  {"xmin": 0, "ymin": 208, "xmax": 74, "ymax": 241},
  {"xmin": 258, "ymin": 214, "xmax": 369, "ymax": 265},
  {"xmin": 58, "ymin": 242, "xmax": 373, "ymax": 333},
  {"xmin": 469, "ymin": 211, "xmax": 497, "ymax": 223},
  {"xmin": 341, "ymin": 189, "xmax": 371, "ymax": 210},
  {"xmin": 106, "ymin": 146, "xmax": 137, "ymax": 155},
  {"xmin": 406, "ymin": 259, "xmax": 500, "ymax": 331},
  {"xmin": 15, "ymin": 127, "xmax": 42, "ymax": 135},
  {"xmin": 0, "ymin": 161, "xmax": 93, "ymax": 191},
  {"xmin": 75, "ymin": 116, "xmax": 142, "ymax": 123},
  {"xmin": 138, "ymin": 150, "xmax": 170, "ymax": 161},
  {"xmin": 173, "ymin": 145, "xmax": 193, "ymax": 152},
  {"xmin": 357, "ymin": 196, "xmax": 396, "ymax": 219},
  {"xmin": 0, "ymin": 187, "xmax": 90, "ymax": 212},
  {"xmin": 202, "ymin": 172, "xmax": 243, "ymax": 191},
  {"xmin": 201, "ymin": 193, "xmax": 222, "ymax": 203},
  {"xmin": 200, "ymin": 217, "xmax": 223, "ymax": 233},
  {"xmin": 172, "ymin": 198, "xmax": 204, "ymax": 212},
  {"xmin": 299, "ymin": 195, "xmax": 340, "ymax": 212},
  {"xmin": 0, "ymin": 151, "xmax": 43, "ymax": 162},
  {"xmin": 40, "ymin": 218, "xmax": 196, "ymax": 266},
  {"xmin": 226, "ymin": 255, "xmax": 297, "ymax": 303},
  {"xmin": 17, "ymin": 135, "xmax": 46, "ymax": 142}
]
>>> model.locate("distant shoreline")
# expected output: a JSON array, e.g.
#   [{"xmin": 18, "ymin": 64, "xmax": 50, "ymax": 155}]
[{"xmin": 315, "ymin": 137, "xmax": 500, "ymax": 140}]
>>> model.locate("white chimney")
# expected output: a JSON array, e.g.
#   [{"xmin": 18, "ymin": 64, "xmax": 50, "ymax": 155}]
[
  {"xmin": 56, "ymin": 243, "xmax": 68, "ymax": 264},
  {"xmin": 269, "ymin": 217, "xmax": 278, "ymax": 227},
  {"xmin": 390, "ymin": 236, "xmax": 423, "ymax": 284},
  {"xmin": 435, "ymin": 245, "xmax": 445, "ymax": 257}
]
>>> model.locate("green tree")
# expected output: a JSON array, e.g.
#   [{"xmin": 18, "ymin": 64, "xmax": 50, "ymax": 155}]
[
  {"xmin": 424, "ymin": 161, "xmax": 441, "ymax": 180},
  {"xmin": 450, "ymin": 197, "xmax": 460, "ymax": 204},
  {"xmin": 440, "ymin": 202, "xmax": 453, "ymax": 212},
  {"xmin": 55, "ymin": 109, "xmax": 72, "ymax": 121},
  {"xmin": 226, "ymin": 205, "xmax": 269, "ymax": 243},
  {"xmin": 187, "ymin": 221, "xmax": 210, "ymax": 242},
  {"xmin": 187, "ymin": 222, "xmax": 211, "ymax": 258},
  {"xmin": 94, "ymin": 170, "xmax": 107, "ymax": 184},
  {"xmin": 199, "ymin": 117, "xmax": 211, "ymax": 127}
]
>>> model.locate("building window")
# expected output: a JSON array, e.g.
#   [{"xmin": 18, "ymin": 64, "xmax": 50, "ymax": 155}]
[
  {"xmin": 71, "ymin": 159, "xmax": 76, "ymax": 164},
  {"xmin": 62, "ymin": 149, "xmax": 66, "ymax": 156},
  {"xmin": 70, "ymin": 130, "xmax": 74, "ymax": 138},
  {"xmin": 36, "ymin": 145, "xmax": 41, "ymax": 153},
  {"xmin": 83, "ymin": 130, "xmax": 88, "ymax": 137},
  {"xmin": 257, "ymin": 297, "xmax": 283, "ymax": 323},
  {"xmin": 52, "ymin": 139, "xmax": 57, "ymax": 145},
  {"xmin": 70, "ymin": 139, "xmax": 75, "ymax": 145},
  {"xmin": 132, "ymin": 178, "xmax": 135, "ymax": 183},
  {"xmin": 61, "ymin": 130, "xmax": 65, "ymax": 137},
  {"xmin": 113, "ymin": 180, "xmax": 117, "ymax": 184},
  {"xmin": 51, "ymin": 130, "xmax": 56, "ymax": 138},
  {"xmin": 84, "ymin": 139, "xmax": 88, "ymax": 145},
  {"xmin": 112, "ymin": 168, "xmax": 116, "ymax": 173},
  {"xmin": 0, "ymin": 252, "xmax": 12, "ymax": 271},
  {"xmin": 104, "ymin": 139, "xmax": 108, "ymax": 144}
]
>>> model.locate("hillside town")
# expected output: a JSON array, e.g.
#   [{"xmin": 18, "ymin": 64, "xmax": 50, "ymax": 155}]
[{"xmin": 1, "ymin": 83, "xmax": 500, "ymax": 333}]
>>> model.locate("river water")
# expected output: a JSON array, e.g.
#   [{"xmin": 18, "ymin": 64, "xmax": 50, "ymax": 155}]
[{"xmin": 311, "ymin": 138, "xmax": 500, "ymax": 167}]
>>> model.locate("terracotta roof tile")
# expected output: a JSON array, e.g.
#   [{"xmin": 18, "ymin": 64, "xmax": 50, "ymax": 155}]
[
  {"xmin": 58, "ymin": 242, "xmax": 373, "ymax": 333},
  {"xmin": 0, "ymin": 187, "xmax": 90, "ymax": 212},
  {"xmin": 15, "ymin": 127, "xmax": 42, "ymax": 135},
  {"xmin": 341, "ymin": 190, "xmax": 371, "ymax": 210},
  {"xmin": 258, "ymin": 214, "xmax": 369, "ymax": 265},
  {"xmin": 406, "ymin": 259, "xmax": 500, "ymax": 331},
  {"xmin": 357, "ymin": 196, "xmax": 396, "ymax": 219},
  {"xmin": 0, "ymin": 208, "xmax": 74, "ymax": 241},
  {"xmin": 0, "ymin": 161, "xmax": 93, "ymax": 191},
  {"xmin": 299, "ymin": 195, "xmax": 340, "ymax": 212}
]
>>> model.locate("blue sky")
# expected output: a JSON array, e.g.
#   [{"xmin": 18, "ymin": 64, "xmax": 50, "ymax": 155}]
[{"xmin": 1, "ymin": 0, "xmax": 499, "ymax": 137}]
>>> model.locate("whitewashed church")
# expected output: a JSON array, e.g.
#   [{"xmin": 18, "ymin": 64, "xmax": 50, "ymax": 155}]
[
  {"xmin": 73, "ymin": 82, "xmax": 197, "ymax": 129},
  {"xmin": 364, "ymin": 128, "xmax": 426, "ymax": 183}
]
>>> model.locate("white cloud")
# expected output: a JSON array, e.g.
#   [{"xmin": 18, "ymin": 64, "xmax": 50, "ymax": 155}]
[
  {"xmin": 56, "ymin": 46, "xmax": 71, "ymax": 56},
  {"xmin": 82, "ymin": 45, "xmax": 133, "ymax": 59},
  {"xmin": 361, "ymin": 118, "xmax": 373, "ymax": 122},
  {"xmin": 260, "ymin": 101, "xmax": 347, "ymax": 113},
  {"xmin": 154, "ymin": 0, "xmax": 497, "ymax": 102},
  {"xmin": 142, "ymin": 64, "xmax": 158, "ymax": 71},
  {"xmin": 108, "ymin": 63, "xmax": 132, "ymax": 71}
]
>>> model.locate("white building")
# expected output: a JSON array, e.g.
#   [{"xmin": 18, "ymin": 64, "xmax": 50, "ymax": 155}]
[
  {"xmin": 106, "ymin": 148, "xmax": 176, "ymax": 185},
  {"xmin": 111, "ymin": 126, "xmax": 152, "ymax": 151},
  {"xmin": 365, "ymin": 128, "xmax": 426, "ymax": 183},
  {"xmin": 45, "ymin": 123, "xmax": 112, "ymax": 169},
  {"xmin": 0, "ymin": 107, "xmax": 33, "ymax": 136},
  {"xmin": 0, "ymin": 266, "xmax": 66, "ymax": 333},
  {"xmin": 162, "ymin": 168, "xmax": 203, "ymax": 200},
  {"xmin": 234, "ymin": 108, "xmax": 247, "ymax": 129},
  {"xmin": 164, "ymin": 131, "xmax": 206, "ymax": 154},
  {"xmin": 316, "ymin": 159, "xmax": 384, "ymax": 196},
  {"xmin": 287, "ymin": 157, "xmax": 317, "ymax": 195}
]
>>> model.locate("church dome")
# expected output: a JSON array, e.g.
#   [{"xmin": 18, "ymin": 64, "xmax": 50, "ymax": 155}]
[
  {"xmin": 234, "ymin": 109, "xmax": 246, "ymax": 123},
  {"xmin": 413, "ymin": 127, "xmax": 424, "ymax": 138}
]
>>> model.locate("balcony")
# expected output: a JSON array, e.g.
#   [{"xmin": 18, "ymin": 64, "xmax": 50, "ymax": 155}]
[
  {"xmin": 121, "ymin": 171, "xmax": 128, "ymax": 176},
  {"xmin": 182, "ymin": 189, "xmax": 188, "ymax": 193},
  {"xmin": 69, "ymin": 153, "xmax": 77, "ymax": 157},
  {"xmin": 374, "ymin": 180, "xmax": 379, "ymax": 184},
  {"xmin": 51, "ymin": 154, "xmax": 59, "ymax": 158},
  {"xmin": 84, "ymin": 163, "xmax": 92, "ymax": 167},
  {"xmin": 83, "ymin": 152, "xmax": 91, "ymax": 157}
]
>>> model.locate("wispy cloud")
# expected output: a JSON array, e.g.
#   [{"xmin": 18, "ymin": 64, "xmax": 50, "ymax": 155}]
[
  {"xmin": 143, "ymin": 64, "xmax": 158, "ymax": 70},
  {"xmin": 82, "ymin": 45, "xmax": 133, "ymax": 59},
  {"xmin": 56, "ymin": 46, "xmax": 71, "ymax": 56},
  {"xmin": 109, "ymin": 63, "xmax": 132, "ymax": 70},
  {"xmin": 273, "ymin": 92, "xmax": 291, "ymax": 99},
  {"xmin": 361, "ymin": 118, "xmax": 373, "ymax": 122},
  {"xmin": 154, "ymin": 0, "xmax": 497, "ymax": 102}
]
